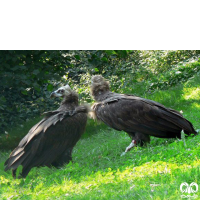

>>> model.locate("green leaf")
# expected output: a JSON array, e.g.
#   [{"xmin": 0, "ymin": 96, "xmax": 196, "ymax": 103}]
[
  {"xmin": 74, "ymin": 55, "xmax": 80, "ymax": 60},
  {"xmin": 21, "ymin": 90, "xmax": 28, "ymax": 95},
  {"xmin": 32, "ymin": 69, "xmax": 40, "ymax": 75},
  {"xmin": 105, "ymin": 50, "xmax": 116, "ymax": 55},
  {"xmin": 94, "ymin": 68, "xmax": 99, "ymax": 72},
  {"xmin": 47, "ymin": 84, "xmax": 54, "ymax": 91},
  {"xmin": 19, "ymin": 66, "xmax": 27, "ymax": 70},
  {"xmin": 101, "ymin": 57, "xmax": 108, "ymax": 62}
]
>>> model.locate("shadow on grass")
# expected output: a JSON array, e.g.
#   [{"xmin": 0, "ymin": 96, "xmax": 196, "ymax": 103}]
[
  {"xmin": 0, "ymin": 118, "xmax": 107, "ymax": 151},
  {"xmin": 0, "ymin": 116, "xmax": 43, "ymax": 151},
  {"xmin": 82, "ymin": 119, "xmax": 108, "ymax": 139}
]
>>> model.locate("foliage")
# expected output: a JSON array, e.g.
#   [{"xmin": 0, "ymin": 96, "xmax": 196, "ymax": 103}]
[
  {"xmin": 0, "ymin": 73, "xmax": 200, "ymax": 199},
  {"xmin": 139, "ymin": 50, "xmax": 200, "ymax": 73},
  {"xmin": 1, "ymin": 50, "xmax": 200, "ymax": 136},
  {"xmin": 146, "ymin": 58, "xmax": 200, "ymax": 92},
  {"xmin": 0, "ymin": 50, "xmax": 68, "ymax": 134}
]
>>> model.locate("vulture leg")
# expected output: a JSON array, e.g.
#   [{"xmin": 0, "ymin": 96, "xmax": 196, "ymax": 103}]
[
  {"xmin": 128, "ymin": 132, "xmax": 150, "ymax": 146},
  {"xmin": 19, "ymin": 167, "xmax": 32, "ymax": 178},
  {"xmin": 121, "ymin": 132, "xmax": 150, "ymax": 156},
  {"xmin": 125, "ymin": 140, "xmax": 137, "ymax": 152},
  {"xmin": 52, "ymin": 148, "xmax": 73, "ymax": 168},
  {"xmin": 121, "ymin": 140, "xmax": 137, "ymax": 156},
  {"xmin": 12, "ymin": 169, "xmax": 17, "ymax": 178}
]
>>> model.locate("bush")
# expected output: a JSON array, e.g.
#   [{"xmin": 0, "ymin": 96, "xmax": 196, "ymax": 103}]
[{"xmin": 147, "ymin": 58, "xmax": 200, "ymax": 92}]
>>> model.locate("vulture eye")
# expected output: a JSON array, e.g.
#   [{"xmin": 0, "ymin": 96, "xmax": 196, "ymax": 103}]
[{"xmin": 59, "ymin": 89, "xmax": 64, "ymax": 93}]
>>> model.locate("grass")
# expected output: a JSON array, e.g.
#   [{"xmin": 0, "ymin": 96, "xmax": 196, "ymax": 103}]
[
  {"xmin": 0, "ymin": 73, "xmax": 200, "ymax": 200},
  {"xmin": 0, "ymin": 117, "xmax": 43, "ymax": 151}
]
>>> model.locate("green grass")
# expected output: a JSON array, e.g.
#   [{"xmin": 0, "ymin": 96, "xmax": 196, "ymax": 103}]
[
  {"xmin": 0, "ymin": 116, "xmax": 43, "ymax": 151},
  {"xmin": 0, "ymin": 73, "xmax": 200, "ymax": 200}
]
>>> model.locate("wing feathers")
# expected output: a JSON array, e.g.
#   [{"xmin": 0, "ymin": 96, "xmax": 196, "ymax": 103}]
[
  {"xmin": 4, "ymin": 105, "xmax": 88, "ymax": 175},
  {"xmin": 94, "ymin": 94, "xmax": 196, "ymax": 138}
]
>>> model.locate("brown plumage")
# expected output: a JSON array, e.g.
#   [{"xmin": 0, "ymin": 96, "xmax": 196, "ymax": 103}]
[
  {"xmin": 91, "ymin": 75, "xmax": 197, "ymax": 154},
  {"xmin": 4, "ymin": 85, "xmax": 88, "ymax": 178}
]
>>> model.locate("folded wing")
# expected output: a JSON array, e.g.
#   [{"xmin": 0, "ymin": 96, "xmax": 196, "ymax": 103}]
[
  {"xmin": 94, "ymin": 95, "xmax": 196, "ymax": 138},
  {"xmin": 4, "ymin": 106, "xmax": 88, "ymax": 177}
]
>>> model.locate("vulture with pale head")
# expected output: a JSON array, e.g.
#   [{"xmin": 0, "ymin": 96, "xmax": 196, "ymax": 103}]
[
  {"xmin": 5, "ymin": 85, "xmax": 88, "ymax": 178},
  {"xmin": 90, "ymin": 75, "xmax": 197, "ymax": 155}
]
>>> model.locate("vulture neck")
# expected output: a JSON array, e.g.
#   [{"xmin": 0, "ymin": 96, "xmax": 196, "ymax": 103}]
[
  {"xmin": 61, "ymin": 92, "xmax": 79, "ymax": 107},
  {"xmin": 94, "ymin": 91, "xmax": 113, "ymax": 102}
]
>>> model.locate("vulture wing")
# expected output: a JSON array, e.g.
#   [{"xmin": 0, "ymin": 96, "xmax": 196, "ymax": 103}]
[
  {"xmin": 4, "ymin": 106, "xmax": 87, "ymax": 177},
  {"xmin": 94, "ymin": 95, "xmax": 196, "ymax": 138}
]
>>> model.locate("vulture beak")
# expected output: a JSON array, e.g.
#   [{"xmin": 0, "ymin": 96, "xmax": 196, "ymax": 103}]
[{"xmin": 50, "ymin": 92, "xmax": 56, "ymax": 98}]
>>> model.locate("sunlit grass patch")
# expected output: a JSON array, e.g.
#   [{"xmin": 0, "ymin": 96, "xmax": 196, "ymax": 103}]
[
  {"xmin": 183, "ymin": 87, "xmax": 200, "ymax": 100},
  {"xmin": 191, "ymin": 103, "xmax": 200, "ymax": 109}
]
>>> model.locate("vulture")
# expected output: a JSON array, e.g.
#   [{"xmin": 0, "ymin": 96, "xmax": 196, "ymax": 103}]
[
  {"xmin": 5, "ymin": 85, "xmax": 88, "ymax": 178},
  {"xmin": 90, "ymin": 75, "xmax": 197, "ymax": 154}
]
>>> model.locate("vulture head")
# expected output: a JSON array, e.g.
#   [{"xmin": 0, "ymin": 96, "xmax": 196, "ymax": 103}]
[
  {"xmin": 50, "ymin": 84, "xmax": 78, "ymax": 104},
  {"xmin": 50, "ymin": 85, "xmax": 72, "ymax": 98},
  {"xmin": 91, "ymin": 75, "xmax": 110, "ymax": 101}
]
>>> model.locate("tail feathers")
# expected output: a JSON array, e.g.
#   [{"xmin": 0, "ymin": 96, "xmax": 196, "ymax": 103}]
[
  {"xmin": 184, "ymin": 118, "xmax": 197, "ymax": 134},
  {"xmin": 161, "ymin": 110, "xmax": 197, "ymax": 135},
  {"xmin": 10, "ymin": 147, "xmax": 24, "ymax": 157},
  {"xmin": 4, "ymin": 147, "xmax": 23, "ymax": 166},
  {"xmin": 4, "ymin": 151, "xmax": 30, "ymax": 171},
  {"xmin": 4, "ymin": 146, "xmax": 24, "ymax": 170}
]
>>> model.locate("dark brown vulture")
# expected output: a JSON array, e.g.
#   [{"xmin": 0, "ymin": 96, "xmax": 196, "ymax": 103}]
[
  {"xmin": 90, "ymin": 75, "xmax": 197, "ymax": 155},
  {"xmin": 5, "ymin": 85, "xmax": 88, "ymax": 178}
]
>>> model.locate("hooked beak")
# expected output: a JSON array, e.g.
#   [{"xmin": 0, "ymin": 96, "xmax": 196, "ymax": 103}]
[{"xmin": 50, "ymin": 92, "xmax": 56, "ymax": 98}]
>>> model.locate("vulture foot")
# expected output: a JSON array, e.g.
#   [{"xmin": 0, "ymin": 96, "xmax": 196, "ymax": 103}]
[{"xmin": 121, "ymin": 140, "xmax": 137, "ymax": 156}]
